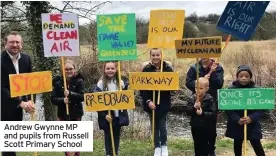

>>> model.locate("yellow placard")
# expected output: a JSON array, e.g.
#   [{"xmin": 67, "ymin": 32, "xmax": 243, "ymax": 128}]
[
  {"xmin": 9, "ymin": 71, "xmax": 53, "ymax": 97},
  {"xmin": 147, "ymin": 10, "xmax": 185, "ymax": 48},
  {"xmin": 175, "ymin": 36, "xmax": 222, "ymax": 58},
  {"xmin": 84, "ymin": 90, "xmax": 135, "ymax": 112},
  {"xmin": 128, "ymin": 72, "xmax": 179, "ymax": 90}
]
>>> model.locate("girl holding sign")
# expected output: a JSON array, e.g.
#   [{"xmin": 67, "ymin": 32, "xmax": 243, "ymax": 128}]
[
  {"xmin": 225, "ymin": 65, "xmax": 265, "ymax": 156},
  {"xmin": 95, "ymin": 61, "xmax": 129, "ymax": 156},
  {"xmin": 51, "ymin": 59, "xmax": 85, "ymax": 156},
  {"xmin": 140, "ymin": 48, "xmax": 173, "ymax": 156}
]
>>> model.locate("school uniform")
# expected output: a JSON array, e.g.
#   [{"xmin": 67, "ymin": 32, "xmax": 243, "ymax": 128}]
[
  {"xmin": 140, "ymin": 61, "xmax": 173, "ymax": 150},
  {"xmin": 187, "ymin": 94, "xmax": 217, "ymax": 156},
  {"xmin": 95, "ymin": 79, "xmax": 129, "ymax": 156},
  {"xmin": 225, "ymin": 80, "xmax": 265, "ymax": 156},
  {"xmin": 186, "ymin": 59, "xmax": 224, "ymax": 155}
]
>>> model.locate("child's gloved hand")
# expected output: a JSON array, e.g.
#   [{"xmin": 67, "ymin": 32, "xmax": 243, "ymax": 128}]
[
  {"xmin": 196, "ymin": 107, "xmax": 202, "ymax": 115},
  {"xmin": 105, "ymin": 115, "xmax": 112, "ymax": 123},
  {"xmin": 238, "ymin": 118, "xmax": 246, "ymax": 125},
  {"xmin": 148, "ymin": 101, "xmax": 156, "ymax": 110},
  {"xmin": 194, "ymin": 101, "xmax": 201, "ymax": 109}
]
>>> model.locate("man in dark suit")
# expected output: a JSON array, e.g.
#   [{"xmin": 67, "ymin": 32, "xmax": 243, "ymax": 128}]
[{"xmin": 1, "ymin": 31, "xmax": 35, "ymax": 156}]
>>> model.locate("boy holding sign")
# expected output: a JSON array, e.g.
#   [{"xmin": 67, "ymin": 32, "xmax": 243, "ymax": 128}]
[
  {"xmin": 187, "ymin": 77, "xmax": 217, "ymax": 156},
  {"xmin": 225, "ymin": 65, "xmax": 265, "ymax": 156},
  {"xmin": 186, "ymin": 58, "xmax": 224, "ymax": 156}
]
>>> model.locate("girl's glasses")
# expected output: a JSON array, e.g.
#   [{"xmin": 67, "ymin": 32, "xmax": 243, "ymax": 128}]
[{"xmin": 65, "ymin": 68, "xmax": 74, "ymax": 71}]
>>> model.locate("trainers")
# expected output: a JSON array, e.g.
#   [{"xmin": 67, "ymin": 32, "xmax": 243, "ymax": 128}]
[
  {"xmin": 161, "ymin": 146, "xmax": 168, "ymax": 156},
  {"xmin": 154, "ymin": 147, "xmax": 161, "ymax": 156}
]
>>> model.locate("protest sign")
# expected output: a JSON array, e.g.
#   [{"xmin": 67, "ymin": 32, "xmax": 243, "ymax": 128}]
[
  {"xmin": 42, "ymin": 13, "xmax": 80, "ymax": 57},
  {"xmin": 9, "ymin": 71, "xmax": 52, "ymax": 97},
  {"xmin": 175, "ymin": 36, "xmax": 222, "ymax": 58},
  {"xmin": 0, "ymin": 121, "xmax": 93, "ymax": 152},
  {"xmin": 218, "ymin": 88, "xmax": 275, "ymax": 110},
  {"xmin": 128, "ymin": 72, "xmax": 179, "ymax": 90},
  {"xmin": 216, "ymin": 1, "xmax": 270, "ymax": 41},
  {"xmin": 148, "ymin": 10, "xmax": 185, "ymax": 48},
  {"xmin": 97, "ymin": 13, "xmax": 137, "ymax": 61},
  {"xmin": 84, "ymin": 90, "xmax": 135, "ymax": 111}
]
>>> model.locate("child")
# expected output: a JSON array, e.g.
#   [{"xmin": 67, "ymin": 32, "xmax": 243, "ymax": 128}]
[
  {"xmin": 225, "ymin": 65, "xmax": 265, "ymax": 156},
  {"xmin": 187, "ymin": 77, "xmax": 217, "ymax": 156},
  {"xmin": 186, "ymin": 58, "xmax": 224, "ymax": 156},
  {"xmin": 51, "ymin": 59, "xmax": 84, "ymax": 156},
  {"xmin": 140, "ymin": 48, "xmax": 173, "ymax": 156},
  {"xmin": 95, "ymin": 61, "xmax": 129, "ymax": 156}
]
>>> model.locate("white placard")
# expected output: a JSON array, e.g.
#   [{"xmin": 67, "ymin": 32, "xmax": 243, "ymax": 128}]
[
  {"xmin": 42, "ymin": 13, "xmax": 80, "ymax": 57},
  {"xmin": 0, "ymin": 121, "xmax": 93, "ymax": 152}
]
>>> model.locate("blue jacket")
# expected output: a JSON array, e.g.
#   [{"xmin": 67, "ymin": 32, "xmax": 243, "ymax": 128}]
[
  {"xmin": 225, "ymin": 80, "xmax": 264, "ymax": 140},
  {"xmin": 186, "ymin": 59, "xmax": 224, "ymax": 100}
]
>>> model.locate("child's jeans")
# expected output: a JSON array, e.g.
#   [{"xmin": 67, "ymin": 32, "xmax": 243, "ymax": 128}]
[
  {"xmin": 103, "ymin": 117, "xmax": 121, "ymax": 156},
  {"xmin": 191, "ymin": 126, "xmax": 209, "ymax": 156},
  {"xmin": 149, "ymin": 113, "xmax": 168, "ymax": 148},
  {"xmin": 234, "ymin": 139, "xmax": 265, "ymax": 156}
]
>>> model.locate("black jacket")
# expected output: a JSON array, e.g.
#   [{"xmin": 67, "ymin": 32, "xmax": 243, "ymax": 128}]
[
  {"xmin": 225, "ymin": 80, "xmax": 264, "ymax": 140},
  {"xmin": 187, "ymin": 94, "xmax": 217, "ymax": 127},
  {"xmin": 140, "ymin": 61, "xmax": 173, "ymax": 118},
  {"xmin": 50, "ymin": 73, "xmax": 84, "ymax": 120},
  {"xmin": 93, "ymin": 79, "xmax": 129, "ymax": 130},
  {"xmin": 1, "ymin": 50, "xmax": 32, "ymax": 121},
  {"xmin": 186, "ymin": 59, "xmax": 224, "ymax": 100}
]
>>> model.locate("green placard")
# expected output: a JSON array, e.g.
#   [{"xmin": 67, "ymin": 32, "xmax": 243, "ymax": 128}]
[
  {"xmin": 97, "ymin": 13, "xmax": 137, "ymax": 61},
  {"xmin": 218, "ymin": 88, "xmax": 275, "ymax": 110}
]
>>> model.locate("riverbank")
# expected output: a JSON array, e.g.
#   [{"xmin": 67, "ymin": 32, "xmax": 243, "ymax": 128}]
[{"xmin": 17, "ymin": 138, "xmax": 276, "ymax": 156}]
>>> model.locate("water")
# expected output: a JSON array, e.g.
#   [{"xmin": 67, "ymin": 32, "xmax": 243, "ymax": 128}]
[{"xmin": 24, "ymin": 94, "xmax": 276, "ymax": 139}]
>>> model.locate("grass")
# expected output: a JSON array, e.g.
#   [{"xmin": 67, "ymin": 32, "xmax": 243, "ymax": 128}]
[
  {"xmin": 263, "ymin": 141, "xmax": 276, "ymax": 150},
  {"xmin": 16, "ymin": 138, "xmax": 276, "ymax": 156}
]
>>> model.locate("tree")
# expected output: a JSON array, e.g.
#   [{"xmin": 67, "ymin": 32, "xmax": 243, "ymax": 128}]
[
  {"xmin": 136, "ymin": 17, "xmax": 149, "ymax": 44},
  {"xmin": 183, "ymin": 20, "xmax": 199, "ymax": 38},
  {"xmin": 196, "ymin": 22, "xmax": 208, "ymax": 37},
  {"xmin": 25, "ymin": 1, "xmax": 60, "ymax": 121},
  {"xmin": 186, "ymin": 12, "xmax": 198, "ymax": 24},
  {"xmin": 207, "ymin": 13, "xmax": 220, "ymax": 24}
]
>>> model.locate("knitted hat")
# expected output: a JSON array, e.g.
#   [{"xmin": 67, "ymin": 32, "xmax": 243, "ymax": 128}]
[{"xmin": 236, "ymin": 65, "xmax": 253, "ymax": 78}]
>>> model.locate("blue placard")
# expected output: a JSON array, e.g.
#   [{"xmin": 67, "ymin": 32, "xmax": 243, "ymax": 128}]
[{"xmin": 216, "ymin": 1, "xmax": 270, "ymax": 41}]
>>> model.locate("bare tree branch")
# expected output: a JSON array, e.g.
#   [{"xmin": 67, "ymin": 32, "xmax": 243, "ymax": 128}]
[
  {"xmin": 5, "ymin": 4, "xmax": 26, "ymax": 14},
  {"xmin": 258, "ymin": 24, "xmax": 276, "ymax": 32},
  {"xmin": 50, "ymin": 1, "xmax": 111, "ymax": 22},
  {"xmin": 61, "ymin": 1, "xmax": 70, "ymax": 12},
  {"xmin": 1, "ymin": 18, "xmax": 28, "ymax": 22}
]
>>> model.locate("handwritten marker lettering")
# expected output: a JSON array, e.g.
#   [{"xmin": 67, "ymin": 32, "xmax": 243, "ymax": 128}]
[
  {"xmin": 216, "ymin": 1, "xmax": 270, "ymax": 41},
  {"xmin": 175, "ymin": 36, "xmax": 222, "ymax": 58},
  {"xmin": 97, "ymin": 13, "xmax": 137, "ymax": 61},
  {"xmin": 84, "ymin": 90, "xmax": 135, "ymax": 111},
  {"xmin": 42, "ymin": 13, "xmax": 80, "ymax": 57},
  {"xmin": 218, "ymin": 88, "xmax": 275, "ymax": 110}
]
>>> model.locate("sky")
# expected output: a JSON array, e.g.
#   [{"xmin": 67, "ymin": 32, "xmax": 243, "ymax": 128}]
[
  {"xmin": 50, "ymin": 1, "xmax": 227, "ymax": 24},
  {"xmin": 48, "ymin": 1, "xmax": 276, "ymax": 25}
]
